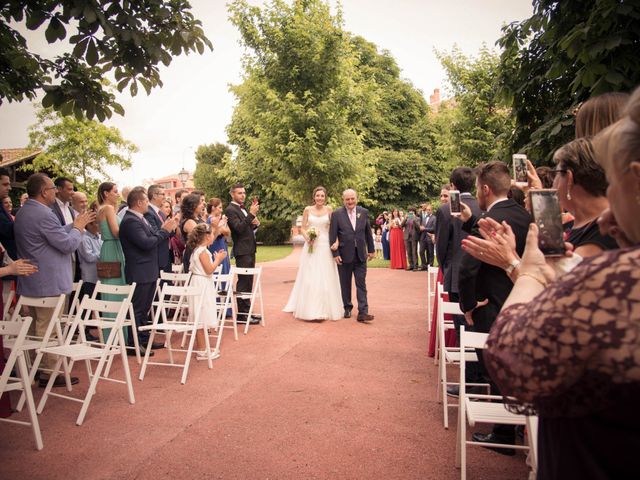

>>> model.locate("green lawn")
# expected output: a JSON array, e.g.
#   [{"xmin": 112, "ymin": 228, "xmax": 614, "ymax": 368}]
[{"xmin": 229, "ymin": 245, "xmax": 294, "ymax": 264}]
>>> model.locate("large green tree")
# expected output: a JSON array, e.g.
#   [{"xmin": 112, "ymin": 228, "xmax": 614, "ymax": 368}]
[
  {"xmin": 1, "ymin": 0, "xmax": 212, "ymax": 120},
  {"xmin": 498, "ymin": 0, "xmax": 640, "ymax": 162},
  {"xmin": 28, "ymin": 106, "xmax": 137, "ymax": 193},
  {"xmin": 435, "ymin": 46, "xmax": 514, "ymax": 168},
  {"xmin": 192, "ymin": 142, "xmax": 233, "ymax": 200},
  {"xmin": 225, "ymin": 0, "xmax": 374, "ymax": 216}
]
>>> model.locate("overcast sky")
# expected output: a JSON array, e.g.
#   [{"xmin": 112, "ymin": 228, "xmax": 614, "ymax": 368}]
[{"xmin": 0, "ymin": 0, "xmax": 533, "ymax": 187}]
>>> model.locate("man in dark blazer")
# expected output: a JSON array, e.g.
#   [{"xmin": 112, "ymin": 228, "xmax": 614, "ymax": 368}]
[
  {"xmin": 225, "ymin": 183, "xmax": 260, "ymax": 324},
  {"xmin": 51, "ymin": 177, "xmax": 76, "ymax": 226},
  {"xmin": 144, "ymin": 184, "xmax": 173, "ymax": 274},
  {"xmin": 329, "ymin": 189, "xmax": 375, "ymax": 322},
  {"xmin": 119, "ymin": 187, "xmax": 178, "ymax": 354},
  {"xmin": 435, "ymin": 167, "xmax": 482, "ymax": 300},
  {"xmin": 417, "ymin": 203, "xmax": 436, "ymax": 269},
  {"xmin": 401, "ymin": 207, "xmax": 421, "ymax": 270},
  {"xmin": 458, "ymin": 160, "xmax": 532, "ymax": 453}
]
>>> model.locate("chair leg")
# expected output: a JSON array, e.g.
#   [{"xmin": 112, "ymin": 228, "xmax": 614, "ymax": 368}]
[
  {"xmin": 181, "ymin": 326, "xmax": 198, "ymax": 384},
  {"xmin": 76, "ymin": 352, "xmax": 109, "ymax": 426},
  {"xmin": 138, "ymin": 331, "xmax": 155, "ymax": 381},
  {"xmin": 37, "ymin": 356, "xmax": 64, "ymax": 414},
  {"xmin": 442, "ymin": 359, "xmax": 449, "ymax": 429},
  {"xmin": 118, "ymin": 329, "xmax": 135, "ymax": 404},
  {"xmin": 17, "ymin": 354, "xmax": 43, "ymax": 450},
  {"xmin": 129, "ymin": 304, "xmax": 141, "ymax": 364},
  {"xmin": 202, "ymin": 324, "xmax": 213, "ymax": 369}
]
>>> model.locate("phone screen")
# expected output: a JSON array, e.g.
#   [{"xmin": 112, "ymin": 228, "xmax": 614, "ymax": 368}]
[
  {"xmin": 529, "ymin": 189, "xmax": 565, "ymax": 257},
  {"xmin": 449, "ymin": 190, "xmax": 461, "ymax": 216},
  {"xmin": 513, "ymin": 154, "xmax": 528, "ymax": 185}
]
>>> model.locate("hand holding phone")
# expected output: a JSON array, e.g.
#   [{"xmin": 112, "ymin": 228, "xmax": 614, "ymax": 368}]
[
  {"xmin": 513, "ymin": 154, "xmax": 528, "ymax": 186},
  {"xmin": 529, "ymin": 189, "xmax": 565, "ymax": 256},
  {"xmin": 449, "ymin": 190, "xmax": 461, "ymax": 216}
]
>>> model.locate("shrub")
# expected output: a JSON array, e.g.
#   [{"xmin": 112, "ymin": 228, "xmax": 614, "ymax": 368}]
[{"xmin": 255, "ymin": 218, "xmax": 292, "ymax": 245}]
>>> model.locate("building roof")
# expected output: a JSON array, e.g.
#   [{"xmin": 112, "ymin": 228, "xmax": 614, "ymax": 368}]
[{"xmin": 0, "ymin": 148, "xmax": 43, "ymax": 168}]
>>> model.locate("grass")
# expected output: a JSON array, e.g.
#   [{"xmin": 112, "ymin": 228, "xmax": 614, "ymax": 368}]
[{"xmin": 229, "ymin": 245, "xmax": 294, "ymax": 264}]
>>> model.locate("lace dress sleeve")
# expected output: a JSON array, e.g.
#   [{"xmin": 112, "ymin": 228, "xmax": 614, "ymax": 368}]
[{"xmin": 484, "ymin": 247, "xmax": 640, "ymax": 417}]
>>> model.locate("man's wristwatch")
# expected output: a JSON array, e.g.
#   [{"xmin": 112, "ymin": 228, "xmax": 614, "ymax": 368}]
[{"xmin": 505, "ymin": 259, "xmax": 520, "ymax": 275}]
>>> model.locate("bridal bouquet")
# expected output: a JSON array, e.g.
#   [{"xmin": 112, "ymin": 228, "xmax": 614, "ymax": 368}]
[{"xmin": 307, "ymin": 227, "xmax": 317, "ymax": 253}]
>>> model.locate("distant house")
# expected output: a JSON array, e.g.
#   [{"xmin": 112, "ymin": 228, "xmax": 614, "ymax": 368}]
[
  {"xmin": 0, "ymin": 148, "xmax": 44, "ymax": 187},
  {"xmin": 148, "ymin": 172, "xmax": 195, "ymax": 200}
]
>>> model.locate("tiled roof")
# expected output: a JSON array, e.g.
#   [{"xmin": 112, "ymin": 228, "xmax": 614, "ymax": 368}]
[{"xmin": 0, "ymin": 148, "xmax": 43, "ymax": 168}]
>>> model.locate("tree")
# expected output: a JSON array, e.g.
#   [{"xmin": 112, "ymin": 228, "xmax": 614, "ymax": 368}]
[
  {"xmin": 497, "ymin": 0, "xmax": 640, "ymax": 162},
  {"xmin": 1, "ymin": 1, "xmax": 212, "ymax": 120},
  {"xmin": 193, "ymin": 142, "xmax": 233, "ymax": 200},
  {"xmin": 226, "ymin": 0, "xmax": 375, "ymax": 215},
  {"xmin": 28, "ymin": 106, "xmax": 137, "ymax": 193},
  {"xmin": 435, "ymin": 46, "xmax": 514, "ymax": 168}
]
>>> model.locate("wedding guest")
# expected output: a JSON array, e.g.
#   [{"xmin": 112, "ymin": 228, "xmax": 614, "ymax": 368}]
[
  {"xmin": 0, "ymin": 168, "xmax": 16, "ymax": 261},
  {"xmin": 15, "ymin": 173, "xmax": 93, "ymax": 387},
  {"xmin": 2, "ymin": 197, "xmax": 13, "ymax": 219},
  {"xmin": 120, "ymin": 187, "xmax": 178, "ymax": 355},
  {"xmin": 457, "ymin": 161, "xmax": 531, "ymax": 452},
  {"xmin": 381, "ymin": 212, "xmax": 391, "ymax": 261},
  {"xmin": 401, "ymin": 207, "xmax": 421, "ymax": 270},
  {"xmin": 187, "ymin": 223, "xmax": 227, "ymax": 360},
  {"xmin": 11, "ymin": 192, "xmax": 28, "ymax": 216},
  {"xmin": 206, "ymin": 198, "xmax": 231, "ymax": 275},
  {"xmin": 51, "ymin": 177, "xmax": 75, "ymax": 226},
  {"xmin": 180, "ymin": 193, "xmax": 205, "ymax": 272},
  {"xmin": 174, "ymin": 189, "xmax": 187, "ymax": 215},
  {"xmin": 418, "ymin": 203, "xmax": 436, "ymax": 269},
  {"xmin": 374, "ymin": 228, "xmax": 383, "ymax": 259},
  {"xmin": 71, "ymin": 191, "xmax": 88, "ymax": 217},
  {"xmin": 77, "ymin": 203, "xmax": 102, "ymax": 301},
  {"xmin": 483, "ymin": 89, "xmax": 640, "ymax": 478},
  {"xmin": 144, "ymin": 184, "xmax": 173, "ymax": 275},
  {"xmin": 161, "ymin": 199, "xmax": 173, "ymax": 219},
  {"xmin": 96, "ymin": 182, "xmax": 127, "ymax": 341},
  {"xmin": 575, "ymin": 91, "xmax": 629, "ymax": 138},
  {"xmin": 388, "ymin": 209, "xmax": 406, "ymax": 269},
  {"xmin": 117, "ymin": 186, "xmax": 131, "ymax": 214},
  {"xmin": 225, "ymin": 183, "xmax": 261, "ymax": 324}
]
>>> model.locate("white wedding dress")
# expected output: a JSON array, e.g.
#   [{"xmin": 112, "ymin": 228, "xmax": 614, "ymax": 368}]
[{"xmin": 283, "ymin": 212, "xmax": 344, "ymax": 320}]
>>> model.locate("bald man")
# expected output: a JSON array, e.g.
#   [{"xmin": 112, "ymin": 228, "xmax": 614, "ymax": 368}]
[{"xmin": 329, "ymin": 189, "xmax": 375, "ymax": 322}]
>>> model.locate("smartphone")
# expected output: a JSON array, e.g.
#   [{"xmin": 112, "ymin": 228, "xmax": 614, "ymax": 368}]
[
  {"xmin": 529, "ymin": 189, "xmax": 565, "ymax": 257},
  {"xmin": 252, "ymin": 197, "xmax": 259, "ymax": 204},
  {"xmin": 513, "ymin": 154, "xmax": 528, "ymax": 187},
  {"xmin": 449, "ymin": 190, "xmax": 461, "ymax": 216}
]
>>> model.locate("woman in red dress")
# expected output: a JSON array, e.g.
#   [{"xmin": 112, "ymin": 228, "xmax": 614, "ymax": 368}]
[{"xmin": 389, "ymin": 209, "xmax": 407, "ymax": 269}]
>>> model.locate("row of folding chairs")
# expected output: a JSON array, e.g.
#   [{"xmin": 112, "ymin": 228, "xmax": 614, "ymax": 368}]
[{"xmin": 428, "ymin": 275, "xmax": 538, "ymax": 478}]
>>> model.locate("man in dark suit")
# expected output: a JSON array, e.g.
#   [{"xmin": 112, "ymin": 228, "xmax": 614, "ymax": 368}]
[
  {"xmin": 225, "ymin": 183, "xmax": 260, "ymax": 324},
  {"xmin": 119, "ymin": 187, "xmax": 178, "ymax": 354},
  {"xmin": 418, "ymin": 203, "xmax": 436, "ymax": 269},
  {"xmin": 51, "ymin": 177, "xmax": 75, "ymax": 226},
  {"xmin": 329, "ymin": 189, "xmax": 375, "ymax": 322},
  {"xmin": 144, "ymin": 184, "xmax": 173, "ymax": 274},
  {"xmin": 435, "ymin": 167, "xmax": 482, "ymax": 301},
  {"xmin": 401, "ymin": 207, "xmax": 421, "ymax": 270},
  {"xmin": 458, "ymin": 160, "xmax": 532, "ymax": 454}
]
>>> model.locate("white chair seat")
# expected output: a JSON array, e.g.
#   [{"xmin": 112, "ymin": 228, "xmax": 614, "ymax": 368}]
[
  {"xmin": 139, "ymin": 323, "xmax": 194, "ymax": 333},
  {"xmin": 465, "ymin": 396, "xmax": 528, "ymax": 427},
  {"xmin": 40, "ymin": 344, "xmax": 120, "ymax": 362},
  {"xmin": 443, "ymin": 350, "xmax": 478, "ymax": 363}
]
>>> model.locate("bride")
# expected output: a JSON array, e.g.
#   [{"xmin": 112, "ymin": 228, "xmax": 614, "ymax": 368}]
[{"xmin": 283, "ymin": 186, "xmax": 344, "ymax": 321}]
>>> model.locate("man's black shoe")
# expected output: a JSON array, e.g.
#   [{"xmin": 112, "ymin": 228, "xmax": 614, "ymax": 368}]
[
  {"xmin": 236, "ymin": 316, "xmax": 260, "ymax": 325},
  {"xmin": 357, "ymin": 313, "xmax": 374, "ymax": 322},
  {"xmin": 39, "ymin": 376, "xmax": 79, "ymax": 388},
  {"xmin": 151, "ymin": 342, "xmax": 165, "ymax": 350},
  {"xmin": 446, "ymin": 386, "xmax": 459, "ymax": 397},
  {"xmin": 343, "ymin": 309, "xmax": 352, "ymax": 319},
  {"xmin": 471, "ymin": 432, "xmax": 516, "ymax": 456}
]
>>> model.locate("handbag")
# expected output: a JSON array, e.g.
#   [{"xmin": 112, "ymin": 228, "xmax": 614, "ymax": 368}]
[{"xmin": 96, "ymin": 261, "xmax": 121, "ymax": 279}]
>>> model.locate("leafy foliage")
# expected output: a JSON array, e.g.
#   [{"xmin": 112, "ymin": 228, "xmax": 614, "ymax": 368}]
[
  {"xmin": 497, "ymin": 0, "xmax": 640, "ymax": 162},
  {"xmin": 0, "ymin": 0, "xmax": 212, "ymax": 120},
  {"xmin": 27, "ymin": 106, "xmax": 137, "ymax": 194},
  {"xmin": 435, "ymin": 46, "xmax": 514, "ymax": 168},
  {"xmin": 255, "ymin": 218, "xmax": 292, "ymax": 245},
  {"xmin": 193, "ymin": 142, "xmax": 233, "ymax": 201}
]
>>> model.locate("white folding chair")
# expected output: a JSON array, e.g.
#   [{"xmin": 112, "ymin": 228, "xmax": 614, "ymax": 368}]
[
  {"xmin": 150, "ymin": 272, "xmax": 192, "ymax": 343},
  {"xmin": 526, "ymin": 415, "xmax": 539, "ymax": 479},
  {"xmin": 37, "ymin": 296, "xmax": 136, "ymax": 425},
  {"xmin": 426, "ymin": 266, "xmax": 439, "ymax": 332},
  {"xmin": 433, "ymin": 283, "xmax": 446, "ymax": 366},
  {"xmin": 435, "ymin": 295, "xmax": 488, "ymax": 429},
  {"xmin": 171, "ymin": 263, "xmax": 183, "ymax": 273},
  {"xmin": 0, "ymin": 317, "xmax": 43, "ymax": 450},
  {"xmin": 4, "ymin": 295, "xmax": 70, "ymax": 411},
  {"xmin": 90, "ymin": 282, "xmax": 140, "ymax": 364},
  {"xmin": 138, "ymin": 284, "xmax": 209, "ymax": 384},
  {"xmin": 455, "ymin": 327, "xmax": 531, "ymax": 479},
  {"xmin": 59, "ymin": 280, "xmax": 83, "ymax": 337},
  {"xmin": 230, "ymin": 266, "xmax": 264, "ymax": 335},
  {"xmin": 213, "ymin": 268, "xmax": 237, "ymax": 342}
]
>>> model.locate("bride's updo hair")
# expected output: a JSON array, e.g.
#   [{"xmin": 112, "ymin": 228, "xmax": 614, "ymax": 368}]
[{"xmin": 312, "ymin": 186, "xmax": 327, "ymax": 205}]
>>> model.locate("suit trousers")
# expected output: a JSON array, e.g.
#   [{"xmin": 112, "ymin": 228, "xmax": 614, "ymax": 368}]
[
  {"xmin": 235, "ymin": 253, "xmax": 256, "ymax": 315},
  {"xmin": 129, "ymin": 281, "xmax": 155, "ymax": 346},
  {"xmin": 28, "ymin": 305, "xmax": 57, "ymax": 373},
  {"xmin": 419, "ymin": 236, "xmax": 434, "ymax": 267},
  {"xmin": 405, "ymin": 236, "xmax": 418, "ymax": 268},
  {"xmin": 337, "ymin": 251, "xmax": 368, "ymax": 314}
]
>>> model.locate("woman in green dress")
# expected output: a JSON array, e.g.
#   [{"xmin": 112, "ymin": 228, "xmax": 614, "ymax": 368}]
[{"xmin": 96, "ymin": 182, "xmax": 127, "ymax": 342}]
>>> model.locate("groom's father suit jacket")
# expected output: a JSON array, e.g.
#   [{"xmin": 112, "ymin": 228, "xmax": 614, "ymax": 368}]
[{"xmin": 329, "ymin": 206, "xmax": 375, "ymax": 264}]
